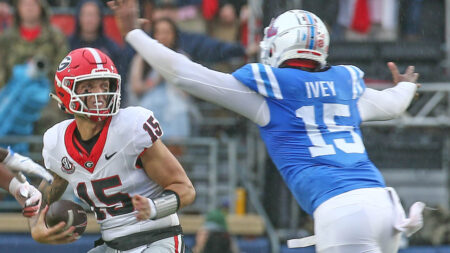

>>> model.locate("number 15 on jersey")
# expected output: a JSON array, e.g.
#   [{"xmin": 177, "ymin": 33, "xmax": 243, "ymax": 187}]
[{"xmin": 296, "ymin": 103, "xmax": 365, "ymax": 157}]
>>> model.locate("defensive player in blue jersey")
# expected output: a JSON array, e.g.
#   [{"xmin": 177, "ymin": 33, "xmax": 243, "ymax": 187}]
[{"xmin": 110, "ymin": 1, "xmax": 425, "ymax": 252}]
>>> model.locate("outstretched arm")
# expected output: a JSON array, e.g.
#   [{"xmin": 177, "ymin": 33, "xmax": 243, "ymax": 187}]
[
  {"xmin": 108, "ymin": 0, "xmax": 270, "ymax": 127},
  {"xmin": 126, "ymin": 30, "xmax": 270, "ymax": 126},
  {"xmin": 358, "ymin": 63, "xmax": 420, "ymax": 121},
  {"xmin": 358, "ymin": 83, "xmax": 417, "ymax": 121}
]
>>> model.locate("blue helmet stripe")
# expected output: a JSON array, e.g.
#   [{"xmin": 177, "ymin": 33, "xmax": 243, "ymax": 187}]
[{"xmin": 305, "ymin": 13, "xmax": 315, "ymax": 49}]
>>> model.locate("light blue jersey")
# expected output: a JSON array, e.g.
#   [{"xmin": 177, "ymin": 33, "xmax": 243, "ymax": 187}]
[{"xmin": 232, "ymin": 63, "xmax": 385, "ymax": 215}]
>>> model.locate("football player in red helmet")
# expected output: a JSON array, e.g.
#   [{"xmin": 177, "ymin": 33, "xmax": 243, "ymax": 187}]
[
  {"xmin": 29, "ymin": 47, "xmax": 195, "ymax": 252},
  {"xmin": 52, "ymin": 47, "xmax": 121, "ymax": 122}
]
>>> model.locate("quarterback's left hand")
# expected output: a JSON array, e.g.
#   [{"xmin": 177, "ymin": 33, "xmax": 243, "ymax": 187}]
[
  {"xmin": 132, "ymin": 194, "xmax": 152, "ymax": 220},
  {"xmin": 4, "ymin": 149, "xmax": 53, "ymax": 183},
  {"xmin": 9, "ymin": 177, "xmax": 42, "ymax": 217}
]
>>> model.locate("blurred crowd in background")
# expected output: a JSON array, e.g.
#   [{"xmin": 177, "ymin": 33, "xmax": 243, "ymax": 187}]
[
  {"xmin": 0, "ymin": 0, "xmax": 448, "ymax": 249},
  {"xmin": 0, "ymin": 0, "xmax": 446, "ymax": 143}
]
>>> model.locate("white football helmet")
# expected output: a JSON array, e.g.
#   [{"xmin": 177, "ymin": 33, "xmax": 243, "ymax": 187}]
[{"xmin": 260, "ymin": 10, "xmax": 330, "ymax": 68}]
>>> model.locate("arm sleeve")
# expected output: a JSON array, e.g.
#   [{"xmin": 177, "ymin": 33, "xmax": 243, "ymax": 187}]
[
  {"xmin": 357, "ymin": 82, "xmax": 418, "ymax": 121},
  {"xmin": 125, "ymin": 29, "xmax": 270, "ymax": 126}
]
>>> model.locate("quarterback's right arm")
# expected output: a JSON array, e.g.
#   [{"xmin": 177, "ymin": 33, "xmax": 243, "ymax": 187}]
[
  {"xmin": 29, "ymin": 174, "xmax": 78, "ymax": 244},
  {"xmin": 137, "ymin": 139, "xmax": 196, "ymax": 220}
]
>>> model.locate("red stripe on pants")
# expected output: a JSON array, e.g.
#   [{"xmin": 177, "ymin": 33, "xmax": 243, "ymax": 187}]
[{"xmin": 174, "ymin": 235, "xmax": 179, "ymax": 253}]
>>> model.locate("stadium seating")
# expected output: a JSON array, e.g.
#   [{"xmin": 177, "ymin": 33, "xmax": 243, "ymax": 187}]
[
  {"xmin": 327, "ymin": 41, "xmax": 445, "ymax": 82},
  {"xmin": 379, "ymin": 42, "xmax": 443, "ymax": 81}
]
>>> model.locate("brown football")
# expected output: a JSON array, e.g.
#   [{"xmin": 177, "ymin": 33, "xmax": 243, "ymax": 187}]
[{"xmin": 45, "ymin": 200, "xmax": 88, "ymax": 235}]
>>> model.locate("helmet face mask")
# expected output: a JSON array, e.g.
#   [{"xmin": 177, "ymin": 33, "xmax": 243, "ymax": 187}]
[
  {"xmin": 260, "ymin": 10, "xmax": 330, "ymax": 68},
  {"xmin": 55, "ymin": 48, "xmax": 121, "ymax": 122},
  {"xmin": 70, "ymin": 78, "xmax": 120, "ymax": 120}
]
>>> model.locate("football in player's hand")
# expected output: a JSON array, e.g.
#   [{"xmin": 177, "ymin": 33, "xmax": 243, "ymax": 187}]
[{"xmin": 45, "ymin": 200, "xmax": 88, "ymax": 235}]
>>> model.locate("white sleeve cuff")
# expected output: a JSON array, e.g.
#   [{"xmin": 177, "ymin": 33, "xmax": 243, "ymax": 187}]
[{"xmin": 147, "ymin": 197, "xmax": 157, "ymax": 219}]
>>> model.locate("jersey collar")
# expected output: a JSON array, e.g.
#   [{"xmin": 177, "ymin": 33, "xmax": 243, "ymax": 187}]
[{"xmin": 64, "ymin": 117, "xmax": 112, "ymax": 173}]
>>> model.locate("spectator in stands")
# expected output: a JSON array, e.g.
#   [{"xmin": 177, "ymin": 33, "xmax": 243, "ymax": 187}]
[
  {"xmin": 208, "ymin": 2, "xmax": 239, "ymax": 42},
  {"xmin": 140, "ymin": 0, "xmax": 256, "ymax": 66},
  {"xmin": 400, "ymin": 0, "xmax": 423, "ymax": 41},
  {"xmin": 205, "ymin": 1, "xmax": 247, "ymax": 43},
  {"xmin": 69, "ymin": 0, "xmax": 132, "ymax": 102},
  {"xmin": 0, "ymin": 0, "xmax": 68, "ymax": 87},
  {"xmin": 128, "ymin": 17, "xmax": 193, "ymax": 140},
  {"xmin": 0, "ymin": 0, "xmax": 11, "ymax": 34},
  {"xmin": 205, "ymin": 1, "xmax": 247, "ymax": 72},
  {"xmin": 0, "ymin": 0, "xmax": 68, "ymax": 135},
  {"xmin": 151, "ymin": 0, "xmax": 206, "ymax": 33},
  {"xmin": 336, "ymin": 0, "xmax": 398, "ymax": 41},
  {"xmin": 192, "ymin": 209, "xmax": 239, "ymax": 253}
]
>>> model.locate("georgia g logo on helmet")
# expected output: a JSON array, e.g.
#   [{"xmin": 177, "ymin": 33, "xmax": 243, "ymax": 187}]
[{"xmin": 58, "ymin": 56, "xmax": 71, "ymax": 72}]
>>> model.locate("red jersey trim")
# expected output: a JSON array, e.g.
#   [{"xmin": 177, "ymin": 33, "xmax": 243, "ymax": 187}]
[{"xmin": 64, "ymin": 118, "xmax": 112, "ymax": 173}]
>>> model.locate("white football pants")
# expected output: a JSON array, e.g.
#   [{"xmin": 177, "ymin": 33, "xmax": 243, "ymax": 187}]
[{"xmin": 313, "ymin": 188, "xmax": 402, "ymax": 253}]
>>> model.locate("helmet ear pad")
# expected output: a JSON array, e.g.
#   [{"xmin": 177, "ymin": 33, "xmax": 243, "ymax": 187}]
[
  {"xmin": 54, "ymin": 47, "xmax": 121, "ymax": 121},
  {"xmin": 260, "ymin": 10, "xmax": 330, "ymax": 68}
]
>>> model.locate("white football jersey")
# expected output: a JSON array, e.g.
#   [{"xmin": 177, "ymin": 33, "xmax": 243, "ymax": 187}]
[{"xmin": 42, "ymin": 106, "xmax": 180, "ymax": 241}]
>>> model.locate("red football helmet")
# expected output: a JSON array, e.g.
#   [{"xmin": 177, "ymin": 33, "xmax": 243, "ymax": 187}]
[{"xmin": 53, "ymin": 47, "xmax": 121, "ymax": 121}]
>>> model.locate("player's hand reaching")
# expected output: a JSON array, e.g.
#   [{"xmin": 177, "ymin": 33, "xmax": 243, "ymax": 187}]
[
  {"xmin": 4, "ymin": 148, "xmax": 53, "ymax": 183},
  {"xmin": 132, "ymin": 194, "xmax": 152, "ymax": 220},
  {"xmin": 388, "ymin": 62, "xmax": 421, "ymax": 88},
  {"xmin": 30, "ymin": 205, "xmax": 79, "ymax": 244},
  {"xmin": 107, "ymin": 0, "xmax": 141, "ymax": 37},
  {"xmin": 9, "ymin": 177, "xmax": 42, "ymax": 217}
]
